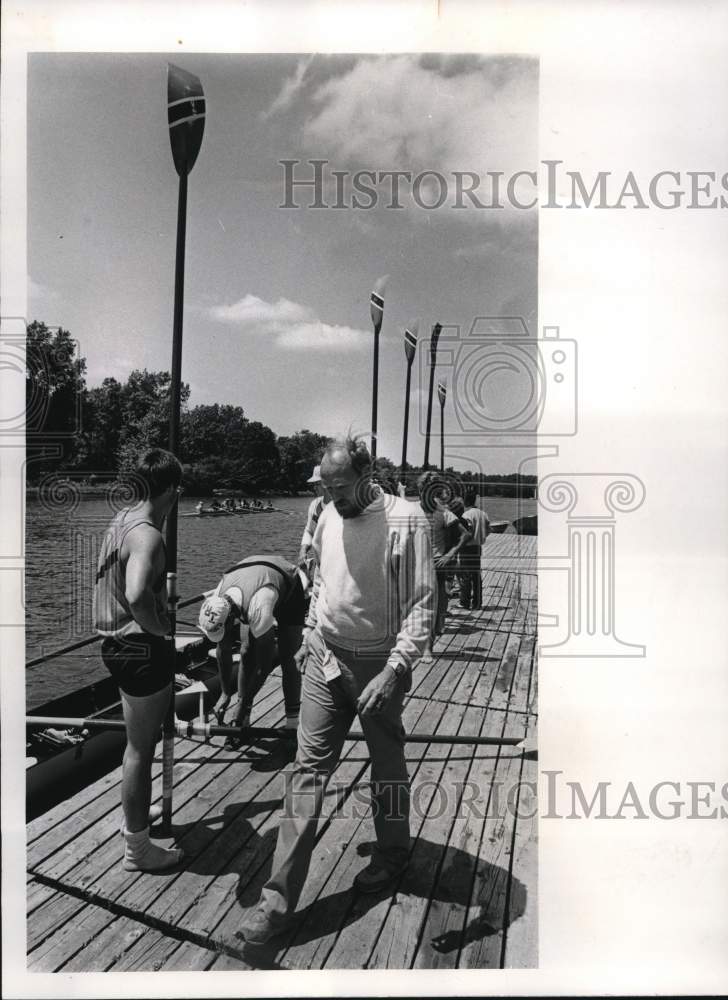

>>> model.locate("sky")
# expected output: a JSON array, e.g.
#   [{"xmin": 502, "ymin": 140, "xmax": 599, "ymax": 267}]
[{"xmin": 28, "ymin": 52, "xmax": 538, "ymax": 473}]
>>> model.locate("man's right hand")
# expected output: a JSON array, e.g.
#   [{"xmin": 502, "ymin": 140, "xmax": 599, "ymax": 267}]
[{"xmin": 294, "ymin": 632, "xmax": 312, "ymax": 674}]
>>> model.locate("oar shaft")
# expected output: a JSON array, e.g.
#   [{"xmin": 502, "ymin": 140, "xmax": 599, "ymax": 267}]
[
  {"xmin": 26, "ymin": 716, "xmax": 523, "ymax": 747},
  {"xmin": 401, "ymin": 359, "xmax": 413, "ymax": 476},
  {"xmin": 371, "ymin": 327, "xmax": 380, "ymax": 458}
]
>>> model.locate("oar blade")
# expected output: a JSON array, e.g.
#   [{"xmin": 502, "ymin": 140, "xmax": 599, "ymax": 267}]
[
  {"xmin": 404, "ymin": 318, "xmax": 419, "ymax": 363},
  {"xmin": 370, "ymin": 274, "xmax": 388, "ymax": 331},
  {"xmin": 167, "ymin": 63, "xmax": 206, "ymax": 177}
]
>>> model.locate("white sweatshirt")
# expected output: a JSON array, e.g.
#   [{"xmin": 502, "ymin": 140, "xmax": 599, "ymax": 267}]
[{"xmin": 306, "ymin": 493, "xmax": 435, "ymax": 672}]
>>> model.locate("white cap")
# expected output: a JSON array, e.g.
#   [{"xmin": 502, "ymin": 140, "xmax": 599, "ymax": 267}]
[
  {"xmin": 306, "ymin": 465, "xmax": 322, "ymax": 484},
  {"xmin": 198, "ymin": 594, "xmax": 233, "ymax": 643}
]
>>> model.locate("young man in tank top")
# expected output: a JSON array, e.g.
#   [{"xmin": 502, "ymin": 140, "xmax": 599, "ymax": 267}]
[{"xmin": 93, "ymin": 448, "xmax": 184, "ymax": 873}]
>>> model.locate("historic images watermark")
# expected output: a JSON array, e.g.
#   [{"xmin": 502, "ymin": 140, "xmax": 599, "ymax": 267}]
[
  {"xmin": 413, "ymin": 314, "xmax": 645, "ymax": 658},
  {"xmin": 279, "ymin": 159, "xmax": 728, "ymax": 212},
  {"xmin": 281, "ymin": 772, "xmax": 728, "ymax": 823}
]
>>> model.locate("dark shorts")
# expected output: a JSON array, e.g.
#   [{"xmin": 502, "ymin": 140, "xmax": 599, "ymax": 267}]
[
  {"xmin": 101, "ymin": 632, "xmax": 175, "ymax": 698},
  {"xmin": 275, "ymin": 575, "xmax": 308, "ymax": 628}
]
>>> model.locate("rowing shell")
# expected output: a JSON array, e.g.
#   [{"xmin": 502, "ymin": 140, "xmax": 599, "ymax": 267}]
[{"xmin": 180, "ymin": 508, "xmax": 288, "ymax": 518}]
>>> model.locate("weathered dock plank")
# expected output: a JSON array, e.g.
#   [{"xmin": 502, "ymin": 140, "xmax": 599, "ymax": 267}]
[
  {"xmin": 281, "ymin": 699, "xmax": 460, "ymax": 970},
  {"xmin": 363, "ymin": 704, "xmax": 486, "ymax": 969},
  {"xmin": 209, "ymin": 693, "xmax": 441, "ymax": 962}
]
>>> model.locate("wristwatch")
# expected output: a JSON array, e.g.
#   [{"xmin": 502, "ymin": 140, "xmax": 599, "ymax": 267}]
[{"xmin": 388, "ymin": 658, "xmax": 407, "ymax": 679}]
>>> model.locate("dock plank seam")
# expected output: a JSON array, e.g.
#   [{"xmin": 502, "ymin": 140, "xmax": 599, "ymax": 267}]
[{"xmin": 28, "ymin": 870, "xmax": 250, "ymax": 965}]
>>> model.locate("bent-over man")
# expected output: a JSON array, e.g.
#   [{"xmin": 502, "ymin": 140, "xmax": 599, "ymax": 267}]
[{"xmin": 198, "ymin": 555, "xmax": 307, "ymax": 736}]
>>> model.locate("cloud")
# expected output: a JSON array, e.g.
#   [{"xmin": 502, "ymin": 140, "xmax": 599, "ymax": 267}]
[
  {"xmin": 296, "ymin": 55, "xmax": 538, "ymax": 225},
  {"xmin": 209, "ymin": 294, "xmax": 369, "ymax": 351},
  {"xmin": 261, "ymin": 55, "xmax": 315, "ymax": 119},
  {"xmin": 304, "ymin": 55, "xmax": 537, "ymax": 172}
]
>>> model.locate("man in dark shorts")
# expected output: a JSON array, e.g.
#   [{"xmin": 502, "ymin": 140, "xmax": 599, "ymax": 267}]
[
  {"xmin": 93, "ymin": 448, "xmax": 184, "ymax": 872},
  {"xmin": 197, "ymin": 555, "xmax": 307, "ymax": 740}
]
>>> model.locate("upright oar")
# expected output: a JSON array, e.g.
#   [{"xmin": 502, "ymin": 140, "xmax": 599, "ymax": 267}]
[
  {"xmin": 422, "ymin": 321, "xmax": 442, "ymax": 469},
  {"xmin": 438, "ymin": 378, "xmax": 447, "ymax": 472},
  {"xmin": 369, "ymin": 275, "xmax": 388, "ymax": 459},
  {"xmin": 400, "ymin": 320, "xmax": 418, "ymax": 486},
  {"xmin": 163, "ymin": 63, "xmax": 206, "ymax": 833}
]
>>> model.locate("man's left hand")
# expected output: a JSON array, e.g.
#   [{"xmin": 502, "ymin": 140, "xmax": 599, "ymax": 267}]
[{"xmin": 357, "ymin": 667, "xmax": 399, "ymax": 716}]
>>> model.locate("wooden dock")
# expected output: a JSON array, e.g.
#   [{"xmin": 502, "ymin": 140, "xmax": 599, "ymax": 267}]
[{"xmin": 26, "ymin": 534, "xmax": 537, "ymax": 971}]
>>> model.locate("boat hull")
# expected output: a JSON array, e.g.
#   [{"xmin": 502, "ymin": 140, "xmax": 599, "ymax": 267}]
[{"xmin": 26, "ymin": 634, "xmax": 219, "ymax": 820}]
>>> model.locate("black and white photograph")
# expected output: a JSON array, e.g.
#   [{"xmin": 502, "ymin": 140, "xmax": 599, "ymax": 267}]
[
  {"xmin": 21, "ymin": 49, "xmax": 539, "ymax": 973},
  {"xmin": 2, "ymin": 1, "xmax": 728, "ymax": 997}
]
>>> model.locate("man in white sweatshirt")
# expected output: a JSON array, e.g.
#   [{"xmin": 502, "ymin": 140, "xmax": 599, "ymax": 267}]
[{"xmin": 239, "ymin": 435, "xmax": 435, "ymax": 945}]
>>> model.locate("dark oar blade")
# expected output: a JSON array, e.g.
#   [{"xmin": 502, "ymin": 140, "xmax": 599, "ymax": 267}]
[
  {"xmin": 370, "ymin": 274, "xmax": 388, "ymax": 334},
  {"xmin": 168, "ymin": 63, "xmax": 206, "ymax": 177},
  {"xmin": 404, "ymin": 319, "xmax": 419, "ymax": 364}
]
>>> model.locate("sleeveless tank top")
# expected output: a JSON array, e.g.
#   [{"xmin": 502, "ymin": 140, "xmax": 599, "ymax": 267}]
[
  {"xmin": 217, "ymin": 554, "xmax": 297, "ymax": 620},
  {"xmin": 93, "ymin": 508, "xmax": 166, "ymax": 637}
]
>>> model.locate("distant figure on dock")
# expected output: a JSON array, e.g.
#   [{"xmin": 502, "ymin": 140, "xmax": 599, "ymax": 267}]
[
  {"xmin": 297, "ymin": 464, "xmax": 330, "ymax": 567},
  {"xmin": 92, "ymin": 448, "xmax": 184, "ymax": 873},
  {"xmin": 239, "ymin": 434, "xmax": 434, "ymax": 946},
  {"xmin": 195, "ymin": 500, "xmax": 204, "ymax": 515},
  {"xmin": 197, "ymin": 555, "xmax": 307, "ymax": 736},
  {"xmin": 458, "ymin": 489, "xmax": 491, "ymax": 610},
  {"xmin": 417, "ymin": 472, "xmax": 472, "ymax": 658}
]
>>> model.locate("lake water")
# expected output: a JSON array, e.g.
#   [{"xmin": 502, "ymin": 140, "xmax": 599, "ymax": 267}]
[{"xmin": 25, "ymin": 494, "xmax": 535, "ymax": 709}]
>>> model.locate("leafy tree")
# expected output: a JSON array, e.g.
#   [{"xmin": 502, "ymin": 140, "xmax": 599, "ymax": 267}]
[
  {"xmin": 25, "ymin": 321, "xmax": 87, "ymax": 479},
  {"xmin": 277, "ymin": 429, "xmax": 330, "ymax": 492},
  {"xmin": 116, "ymin": 370, "xmax": 190, "ymax": 472},
  {"xmin": 180, "ymin": 404, "xmax": 247, "ymax": 465},
  {"xmin": 81, "ymin": 377, "xmax": 123, "ymax": 472}
]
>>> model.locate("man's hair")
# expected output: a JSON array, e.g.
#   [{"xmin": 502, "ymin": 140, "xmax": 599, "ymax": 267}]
[
  {"xmin": 417, "ymin": 470, "xmax": 444, "ymax": 494},
  {"xmin": 323, "ymin": 433, "xmax": 372, "ymax": 476},
  {"xmin": 135, "ymin": 448, "xmax": 182, "ymax": 498},
  {"xmin": 464, "ymin": 488, "xmax": 478, "ymax": 507}
]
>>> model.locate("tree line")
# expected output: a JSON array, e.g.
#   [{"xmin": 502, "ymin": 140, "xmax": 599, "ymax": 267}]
[{"xmin": 25, "ymin": 321, "xmax": 537, "ymax": 498}]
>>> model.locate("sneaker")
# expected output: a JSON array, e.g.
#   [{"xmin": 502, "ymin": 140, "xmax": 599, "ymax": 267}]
[
  {"xmin": 237, "ymin": 904, "xmax": 287, "ymax": 946},
  {"xmin": 353, "ymin": 858, "xmax": 407, "ymax": 894}
]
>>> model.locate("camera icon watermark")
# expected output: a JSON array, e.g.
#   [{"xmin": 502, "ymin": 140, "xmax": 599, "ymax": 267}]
[{"xmin": 421, "ymin": 317, "xmax": 578, "ymax": 438}]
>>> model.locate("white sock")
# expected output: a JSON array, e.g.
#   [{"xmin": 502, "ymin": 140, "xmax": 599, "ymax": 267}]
[
  {"xmin": 123, "ymin": 827, "xmax": 183, "ymax": 872},
  {"xmin": 119, "ymin": 803, "xmax": 163, "ymax": 836}
]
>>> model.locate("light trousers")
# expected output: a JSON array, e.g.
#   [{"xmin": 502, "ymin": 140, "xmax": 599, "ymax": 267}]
[{"xmin": 260, "ymin": 629, "xmax": 410, "ymax": 919}]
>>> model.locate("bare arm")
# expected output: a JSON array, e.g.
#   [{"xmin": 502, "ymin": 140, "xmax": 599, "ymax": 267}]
[
  {"xmin": 251, "ymin": 627, "xmax": 277, "ymax": 678},
  {"xmin": 124, "ymin": 525, "xmax": 169, "ymax": 636},
  {"xmin": 216, "ymin": 633, "xmax": 237, "ymax": 698}
]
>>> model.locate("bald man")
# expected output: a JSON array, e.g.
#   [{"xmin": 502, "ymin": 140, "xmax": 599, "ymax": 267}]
[{"xmin": 239, "ymin": 435, "xmax": 435, "ymax": 946}]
